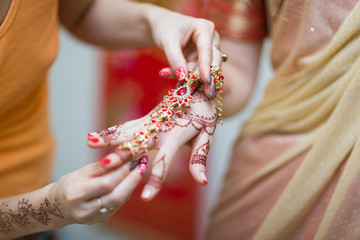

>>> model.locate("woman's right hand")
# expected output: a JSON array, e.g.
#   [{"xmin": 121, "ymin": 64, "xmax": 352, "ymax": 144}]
[{"xmin": 50, "ymin": 151, "xmax": 147, "ymax": 225}]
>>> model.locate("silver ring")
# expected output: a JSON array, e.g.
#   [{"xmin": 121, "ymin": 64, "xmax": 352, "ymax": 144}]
[
  {"xmin": 97, "ymin": 197, "xmax": 109, "ymax": 213},
  {"xmin": 212, "ymin": 45, "xmax": 228, "ymax": 62}
]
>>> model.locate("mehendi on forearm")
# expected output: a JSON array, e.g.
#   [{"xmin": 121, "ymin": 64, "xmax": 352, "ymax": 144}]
[{"xmin": 0, "ymin": 198, "xmax": 63, "ymax": 235}]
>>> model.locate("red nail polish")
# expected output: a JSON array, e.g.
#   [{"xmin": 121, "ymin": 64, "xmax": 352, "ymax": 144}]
[
  {"xmin": 159, "ymin": 70, "xmax": 170, "ymax": 78},
  {"xmin": 90, "ymin": 138, "xmax": 99, "ymax": 143},
  {"xmin": 175, "ymin": 67, "xmax": 186, "ymax": 81},
  {"xmin": 200, "ymin": 172, "xmax": 207, "ymax": 184},
  {"xmin": 100, "ymin": 158, "xmax": 111, "ymax": 165},
  {"xmin": 138, "ymin": 155, "xmax": 149, "ymax": 176},
  {"xmin": 88, "ymin": 133, "xmax": 94, "ymax": 137}
]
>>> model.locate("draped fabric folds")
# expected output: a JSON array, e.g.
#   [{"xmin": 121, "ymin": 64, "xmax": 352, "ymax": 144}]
[
  {"xmin": 207, "ymin": 0, "xmax": 360, "ymax": 239},
  {"xmin": 241, "ymin": 3, "xmax": 360, "ymax": 239}
]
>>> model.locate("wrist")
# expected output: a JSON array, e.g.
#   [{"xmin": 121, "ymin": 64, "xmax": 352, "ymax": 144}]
[
  {"xmin": 47, "ymin": 181, "xmax": 77, "ymax": 227},
  {"xmin": 0, "ymin": 183, "xmax": 67, "ymax": 239},
  {"xmin": 141, "ymin": 3, "xmax": 174, "ymax": 41}
]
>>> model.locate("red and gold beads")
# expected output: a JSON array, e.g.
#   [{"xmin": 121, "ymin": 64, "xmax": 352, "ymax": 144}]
[
  {"xmin": 116, "ymin": 70, "xmax": 200, "ymax": 157},
  {"xmin": 116, "ymin": 67, "xmax": 224, "ymax": 157},
  {"xmin": 211, "ymin": 65, "xmax": 224, "ymax": 126}
]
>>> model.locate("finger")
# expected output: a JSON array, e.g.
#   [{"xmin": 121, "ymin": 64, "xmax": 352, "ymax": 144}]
[
  {"xmin": 189, "ymin": 131, "xmax": 212, "ymax": 186},
  {"xmin": 140, "ymin": 144, "xmax": 179, "ymax": 201},
  {"xmin": 209, "ymin": 33, "xmax": 223, "ymax": 100},
  {"xmin": 71, "ymin": 156, "xmax": 134, "ymax": 201},
  {"xmin": 158, "ymin": 60, "xmax": 197, "ymax": 80},
  {"xmin": 87, "ymin": 115, "xmax": 148, "ymax": 148},
  {"xmin": 87, "ymin": 124, "xmax": 123, "ymax": 147},
  {"xmin": 99, "ymin": 155, "xmax": 148, "ymax": 208},
  {"xmin": 80, "ymin": 152, "xmax": 131, "ymax": 178},
  {"xmin": 162, "ymin": 38, "xmax": 188, "ymax": 81},
  {"xmin": 159, "ymin": 68, "xmax": 176, "ymax": 79},
  {"xmin": 210, "ymin": 32, "xmax": 223, "ymax": 67},
  {"xmin": 87, "ymin": 117, "xmax": 148, "ymax": 148},
  {"xmin": 187, "ymin": 61, "xmax": 198, "ymax": 73},
  {"xmin": 192, "ymin": 20, "xmax": 216, "ymax": 86},
  {"xmin": 73, "ymin": 156, "xmax": 148, "ymax": 224},
  {"xmin": 189, "ymin": 63, "xmax": 211, "ymax": 97}
]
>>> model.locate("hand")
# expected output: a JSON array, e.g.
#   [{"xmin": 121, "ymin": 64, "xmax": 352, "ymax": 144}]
[
  {"xmin": 50, "ymin": 152, "xmax": 147, "ymax": 225},
  {"xmin": 87, "ymin": 88, "xmax": 217, "ymax": 201},
  {"xmin": 147, "ymin": 7, "xmax": 222, "ymax": 97}
]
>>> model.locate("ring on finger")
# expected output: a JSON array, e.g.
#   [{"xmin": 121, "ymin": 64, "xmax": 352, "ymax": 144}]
[
  {"xmin": 97, "ymin": 197, "xmax": 114, "ymax": 213},
  {"xmin": 212, "ymin": 44, "xmax": 228, "ymax": 63},
  {"xmin": 116, "ymin": 141, "xmax": 136, "ymax": 157}
]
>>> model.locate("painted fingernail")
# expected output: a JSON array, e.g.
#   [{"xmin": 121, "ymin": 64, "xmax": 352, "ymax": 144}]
[
  {"xmin": 138, "ymin": 155, "xmax": 149, "ymax": 176},
  {"xmin": 129, "ymin": 160, "xmax": 138, "ymax": 171},
  {"xmin": 90, "ymin": 137, "xmax": 99, "ymax": 143},
  {"xmin": 208, "ymin": 74, "xmax": 212, "ymax": 86},
  {"xmin": 200, "ymin": 172, "xmax": 208, "ymax": 184},
  {"xmin": 210, "ymin": 86, "xmax": 215, "ymax": 100},
  {"xmin": 88, "ymin": 133, "xmax": 94, "ymax": 138},
  {"xmin": 159, "ymin": 70, "xmax": 170, "ymax": 78},
  {"xmin": 141, "ymin": 188, "xmax": 152, "ymax": 199},
  {"xmin": 100, "ymin": 158, "xmax": 111, "ymax": 165},
  {"xmin": 175, "ymin": 67, "xmax": 186, "ymax": 81}
]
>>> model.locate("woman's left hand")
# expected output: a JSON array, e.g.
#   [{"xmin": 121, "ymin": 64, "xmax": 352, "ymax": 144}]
[{"xmin": 87, "ymin": 88, "xmax": 218, "ymax": 201}]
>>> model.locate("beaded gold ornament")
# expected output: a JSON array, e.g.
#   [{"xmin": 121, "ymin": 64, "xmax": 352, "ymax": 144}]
[
  {"xmin": 116, "ymin": 70, "xmax": 200, "ymax": 157},
  {"xmin": 211, "ymin": 65, "xmax": 224, "ymax": 126},
  {"xmin": 116, "ymin": 67, "xmax": 225, "ymax": 157}
]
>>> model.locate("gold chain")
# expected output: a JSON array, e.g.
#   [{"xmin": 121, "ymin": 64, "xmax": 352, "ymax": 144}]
[{"xmin": 211, "ymin": 65, "xmax": 224, "ymax": 126}]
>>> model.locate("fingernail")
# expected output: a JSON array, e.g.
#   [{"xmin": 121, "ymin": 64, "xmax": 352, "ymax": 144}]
[
  {"xmin": 90, "ymin": 138, "xmax": 99, "ymax": 143},
  {"xmin": 100, "ymin": 158, "xmax": 111, "ymax": 165},
  {"xmin": 159, "ymin": 70, "xmax": 170, "ymax": 78},
  {"xmin": 208, "ymin": 74, "xmax": 212, "ymax": 86},
  {"xmin": 175, "ymin": 67, "xmax": 186, "ymax": 81},
  {"xmin": 210, "ymin": 86, "xmax": 215, "ymax": 100},
  {"xmin": 129, "ymin": 160, "xmax": 138, "ymax": 171},
  {"xmin": 141, "ymin": 188, "xmax": 152, "ymax": 199},
  {"xmin": 88, "ymin": 133, "xmax": 94, "ymax": 137},
  {"xmin": 138, "ymin": 155, "xmax": 149, "ymax": 176},
  {"xmin": 200, "ymin": 172, "xmax": 208, "ymax": 184}
]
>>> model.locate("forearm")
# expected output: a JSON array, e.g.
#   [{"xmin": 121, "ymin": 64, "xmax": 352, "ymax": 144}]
[
  {"xmin": 60, "ymin": 0, "xmax": 168, "ymax": 48},
  {"xmin": 221, "ymin": 37, "xmax": 263, "ymax": 118},
  {"xmin": 0, "ymin": 183, "xmax": 69, "ymax": 239}
]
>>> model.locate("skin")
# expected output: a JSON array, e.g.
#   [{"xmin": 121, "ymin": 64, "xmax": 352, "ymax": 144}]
[
  {"xmin": 0, "ymin": 0, "xmax": 221, "ymax": 238},
  {"xmin": 88, "ymin": 89, "xmax": 219, "ymax": 200},
  {"xmin": 0, "ymin": 0, "xmax": 11, "ymax": 25},
  {"xmin": 59, "ymin": 0, "xmax": 219, "ymax": 96},
  {"xmin": 88, "ymin": 36, "xmax": 263, "ymax": 201}
]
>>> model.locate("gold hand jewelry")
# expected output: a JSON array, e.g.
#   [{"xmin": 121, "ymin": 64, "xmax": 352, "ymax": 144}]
[
  {"xmin": 211, "ymin": 65, "xmax": 224, "ymax": 126},
  {"xmin": 116, "ymin": 66, "xmax": 225, "ymax": 157},
  {"xmin": 116, "ymin": 70, "xmax": 200, "ymax": 157}
]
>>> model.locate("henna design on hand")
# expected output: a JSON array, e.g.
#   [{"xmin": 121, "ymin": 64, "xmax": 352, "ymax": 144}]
[
  {"xmin": 191, "ymin": 140, "xmax": 211, "ymax": 167},
  {"xmin": 147, "ymin": 155, "xmax": 166, "ymax": 189},
  {"xmin": 0, "ymin": 198, "xmax": 64, "ymax": 235},
  {"xmin": 147, "ymin": 175, "xmax": 163, "ymax": 190},
  {"xmin": 148, "ymin": 87, "xmax": 217, "ymax": 136},
  {"xmin": 160, "ymin": 112, "xmax": 217, "ymax": 135},
  {"xmin": 97, "ymin": 124, "xmax": 122, "ymax": 146},
  {"xmin": 191, "ymin": 90, "xmax": 208, "ymax": 104}
]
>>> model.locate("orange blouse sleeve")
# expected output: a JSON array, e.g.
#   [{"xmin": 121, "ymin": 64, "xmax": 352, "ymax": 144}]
[{"xmin": 204, "ymin": 0, "xmax": 267, "ymax": 41}]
